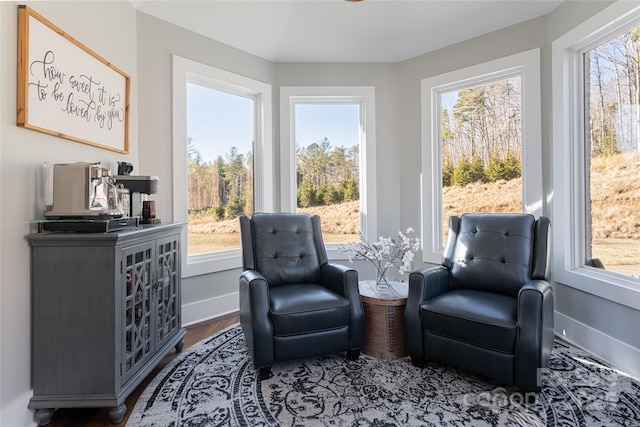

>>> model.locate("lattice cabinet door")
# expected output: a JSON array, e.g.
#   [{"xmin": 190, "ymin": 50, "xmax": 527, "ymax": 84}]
[
  {"xmin": 155, "ymin": 235, "xmax": 181, "ymax": 350},
  {"xmin": 122, "ymin": 241, "xmax": 155, "ymax": 383}
]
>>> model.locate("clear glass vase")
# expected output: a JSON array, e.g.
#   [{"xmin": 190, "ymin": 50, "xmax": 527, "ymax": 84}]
[{"xmin": 376, "ymin": 268, "xmax": 390, "ymax": 291}]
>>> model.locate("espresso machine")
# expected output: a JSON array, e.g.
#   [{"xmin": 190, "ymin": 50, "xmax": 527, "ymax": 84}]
[
  {"xmin": 43, "ymin": 162, "xmax": 124, "ymax": 219},
  {"xmin": 114, "ymin": 162, "xmax": 160, "ymax": 224}
]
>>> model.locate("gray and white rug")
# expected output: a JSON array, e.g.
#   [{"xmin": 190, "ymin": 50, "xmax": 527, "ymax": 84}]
[{"xmin": 127, "ymin": 323, "xmax": 640, "ymax": 426}]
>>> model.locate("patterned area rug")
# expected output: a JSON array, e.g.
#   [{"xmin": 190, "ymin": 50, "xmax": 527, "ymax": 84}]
[{"xmin": 127, "ymin": 323, "xmax": 640, "ymax": 426}]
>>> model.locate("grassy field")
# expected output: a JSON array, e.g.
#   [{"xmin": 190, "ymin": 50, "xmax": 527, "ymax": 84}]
[
  {"xmin": 187, "ymin": 202, "xmax": 360, "ymax": 253},
  {"xmin": 188, "ymin": 153, "xmax": 639, "ymax": 276}
]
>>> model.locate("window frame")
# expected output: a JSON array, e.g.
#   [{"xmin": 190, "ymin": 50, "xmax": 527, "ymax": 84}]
[
  {"xmin": 172, "ymin": 55, "xmax": 273, "ymax": 277},
  {"xmin": 279, "ymin": 86, "xmax": 377, "ymax": 259},
  {"xmin": 552, "ymin": 2, "xmax": 640, "ymax": 308},
  {"xmin": 420, "ymin": 48, "xmax": 543, "ymax": 264}
]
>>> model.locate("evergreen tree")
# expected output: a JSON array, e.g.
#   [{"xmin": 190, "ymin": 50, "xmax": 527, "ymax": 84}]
[
  {"xmin": 442, "ymin": 154, "xmax": 454, "ymax": 187},
  {"xmin": 225, "ymin": 197, "xmax": 245, "ymax": 219},
  {"xmin": 469, "ymin": 155, "xmax": 486, "ymax": 183},
  {"xmin": 452, "ymin": 156, "xmax": 473, "ymax": 186},
  {"xmin": 501, "ymin": 150, "xmax": 521, "ymax": 180},
  {"xmin": 485, "ymin": 149, "xmax": 503, "ymax": 182},
  {"xmin": 342, "ymin": 177, "xmax": 359, "ymax": 202},
  {"xmin": 298, "ymin": 177, "xmax": 318, "ymax": 208}
]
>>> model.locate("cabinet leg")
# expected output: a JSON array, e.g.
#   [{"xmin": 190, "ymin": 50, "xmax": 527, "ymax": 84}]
[
  {"xmin": 109, "ymin": 404, "xmax": 126, "ymax": 424},
  {"xmin": 175, "ymin": 339, "xmax": 185, "ymax": 353},
  {"xmin": 34, "ymin": 408, "xmax": 55, "ymax": 426}
]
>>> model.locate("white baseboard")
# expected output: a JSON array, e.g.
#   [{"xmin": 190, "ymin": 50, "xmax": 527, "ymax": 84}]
[
  {"xmin": 555, "ymin": 312, "xmax": 640, "ymax": 379},
  {"xmin": 181, "ymin": 292, "xmax": 239, "ymax": 326},
  {"xmin": 0, "ymin": 390, "xmax": 35, "ymax": 427}
]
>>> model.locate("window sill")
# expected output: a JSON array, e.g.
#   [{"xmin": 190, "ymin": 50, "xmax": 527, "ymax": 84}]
[
  {"xmin": 183, "ymin": 246, "xmax": 351, "ymax": 277},
  {"xmin": 554, "ymin": 266, "xmax": 640, "ymax": 311},
  {"xmin": 183, "ymin": 250, "xmax": 242, "ymax": 278},
  {"xmin": 326, "ymin": 246, "xmax": 349, "ymax": 262}
]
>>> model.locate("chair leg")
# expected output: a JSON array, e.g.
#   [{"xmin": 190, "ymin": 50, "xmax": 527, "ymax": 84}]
[
  {"xmin": 523, "ymin": 392, "xmax": 538, "ymax": 405},
  {"xmin": 258, "ymin": 366, "xmax": 272, "ymax": 380},
  {"xmin": 347, "ymin": 348, "xmax": 361, "ymax": 361},
  {"xmin": 410, "ymin": 354, "xmax": 426, "ymax": 368}
]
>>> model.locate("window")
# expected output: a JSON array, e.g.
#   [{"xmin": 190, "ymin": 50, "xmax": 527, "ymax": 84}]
[
  {"xmin": 553, "ymin": 2, "xmax": 640, "ymax": 301},
  {"xmin": 439, "ymin": 77, "xmax": 523, "ymax": 243},
  {"xmin": 583, "ymin": 26, "xmax": 640, "ymax": 278},
  {"xmin": 294, "ymin": 103, "xmax": 360, "ymax": 244},
  {"xmin": 186, "ymin": 83, "xmax": 254, "ymax": 256},
  {"xmin": 280, "ymin": 87, "xmax": 377, "ymax": 257},
  {"xmin": 173, "ymin": 56, "xmax": 273, "ymax": 277},
  {"xmin": 421, "ymin": 49, "xmax": 542, "ymax": 264}
]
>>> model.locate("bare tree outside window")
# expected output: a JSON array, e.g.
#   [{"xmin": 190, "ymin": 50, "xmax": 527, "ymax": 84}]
[{"xmin": 584, "ymin": 27, "xmax": 640, "ymax": 277}]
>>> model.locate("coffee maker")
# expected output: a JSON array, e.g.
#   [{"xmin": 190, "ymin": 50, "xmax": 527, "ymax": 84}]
[
  {"xmin": 114, "ymin": 162, "xmax": 160, "ymax": 223},
  {"xmin": 43, "ymin": 162, "xmax": 124, "ymax": 219}
]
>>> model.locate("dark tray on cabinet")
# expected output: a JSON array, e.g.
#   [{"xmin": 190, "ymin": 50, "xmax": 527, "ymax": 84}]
[{"xmin": 37, "ymin": 217, "xmax": 140, "ymax": 233}]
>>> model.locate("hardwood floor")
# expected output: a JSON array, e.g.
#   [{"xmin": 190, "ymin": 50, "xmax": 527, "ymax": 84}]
[{"xmin": 44, "ymin": 312, "xmax": 240, "ymax": 427}]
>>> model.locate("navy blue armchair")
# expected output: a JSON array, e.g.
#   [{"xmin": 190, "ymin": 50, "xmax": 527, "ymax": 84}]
[
  {"xmin": 239, "ymin": 213, "xmax": 364, "ymax": 379},
  {"xmin": 404, "ymin": 213, "xmax": 553, "ymax": 392}
]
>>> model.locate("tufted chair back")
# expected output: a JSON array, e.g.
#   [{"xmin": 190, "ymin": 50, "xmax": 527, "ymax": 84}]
[
  {"xmin": 441, "ymin": 213, "xmax": 549, "ymax": 297},
  {"xmin": 240, "ymin": 212, "xmax": 328, "ymax": 286}
]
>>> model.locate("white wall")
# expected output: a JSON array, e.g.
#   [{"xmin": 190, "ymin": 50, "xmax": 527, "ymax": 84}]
[
  {"xmin": 135, "ymin": 13, "xmax": 403, "ymax": 320},
  {"xmin": 0, "ymin": 1, "xmax": 138, "ymax": 425},
  {"xmin": 546, "ymin": 0, "xmax": 640, "ymax": 379},
  {"xmin": 136, "ymin": 12, "xmax": 276, "ymax": 224},
  {"xmin": 274, "ymin": 62, "xmax": 402, "ymax": 239},
  {"xmin": 1, "ymin": 1, "xmax": 637, "ymax": 426},
  {"xmin": 397, "ymin": 16, "xmax": 549, "ymax": 257},
  {"xmin": 135, "ymin": 12, "xmax": 276, "ymax": 321},
  {"xmin": 137, "ymin": 2, "xmax": 640, "ymax": 384},
  {"xmin": 397, "ymin": 0, "xmax": 639, "ymax": 378}
]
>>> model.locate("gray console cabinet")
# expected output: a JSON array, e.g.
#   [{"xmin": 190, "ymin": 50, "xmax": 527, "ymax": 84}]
[{"xmin": 26, "ymin": 223, "xmax": 187, "ymax": 425}]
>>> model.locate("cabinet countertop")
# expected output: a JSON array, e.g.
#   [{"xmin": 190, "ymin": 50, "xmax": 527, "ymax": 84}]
[{"xmin": 26, "ymin": 221, "xmax": 186, "ymax": 243}]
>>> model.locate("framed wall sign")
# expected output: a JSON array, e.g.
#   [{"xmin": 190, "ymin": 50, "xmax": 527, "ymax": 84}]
[{"xmin": 17, "ymin": 5, "xmax": 130, "ymax": 153}]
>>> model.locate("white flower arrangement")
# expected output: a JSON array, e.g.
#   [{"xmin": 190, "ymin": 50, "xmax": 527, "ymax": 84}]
[{"xmin": 340, "ymin": 227, "xmax": 421, "ymax": 288}]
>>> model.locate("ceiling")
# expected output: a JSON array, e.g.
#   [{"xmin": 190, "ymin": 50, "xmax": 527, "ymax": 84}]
[{"xmin": 133, "ymin": 0, "xmax": 563, "ymax": 62}]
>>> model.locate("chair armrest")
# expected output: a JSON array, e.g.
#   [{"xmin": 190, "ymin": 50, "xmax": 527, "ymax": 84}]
[
  {"xmin": 407, "ymin": 266, "xmax": 450, "ymax": 304},
  {"xmin": 239, "ymin": 269, "xmax": 273, "ymax": 369},
  {"xmin": 319, "ymin": 263, "xmax": 364, "ymax": 349},
  {"xmin": 515, "ymin": 279, "xmax": 554, "ymax": 392},
  {"xmin": 404, "ymin": 266, "xmax": 450, "ymax": 358},
  {"xmin": 319, "ymin": 263, "xmax": 352, "ymax": 296}
]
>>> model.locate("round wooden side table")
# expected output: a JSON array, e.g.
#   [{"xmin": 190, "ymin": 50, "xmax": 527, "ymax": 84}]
[{"xmin": 358, "ymin": 280, "xmax": 408, "ymax": 359}]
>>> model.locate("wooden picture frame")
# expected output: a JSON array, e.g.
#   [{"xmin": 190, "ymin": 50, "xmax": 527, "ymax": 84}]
[{"xmin": 17, "ymin": 5, "xmax": 130, "ymax": 153}]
